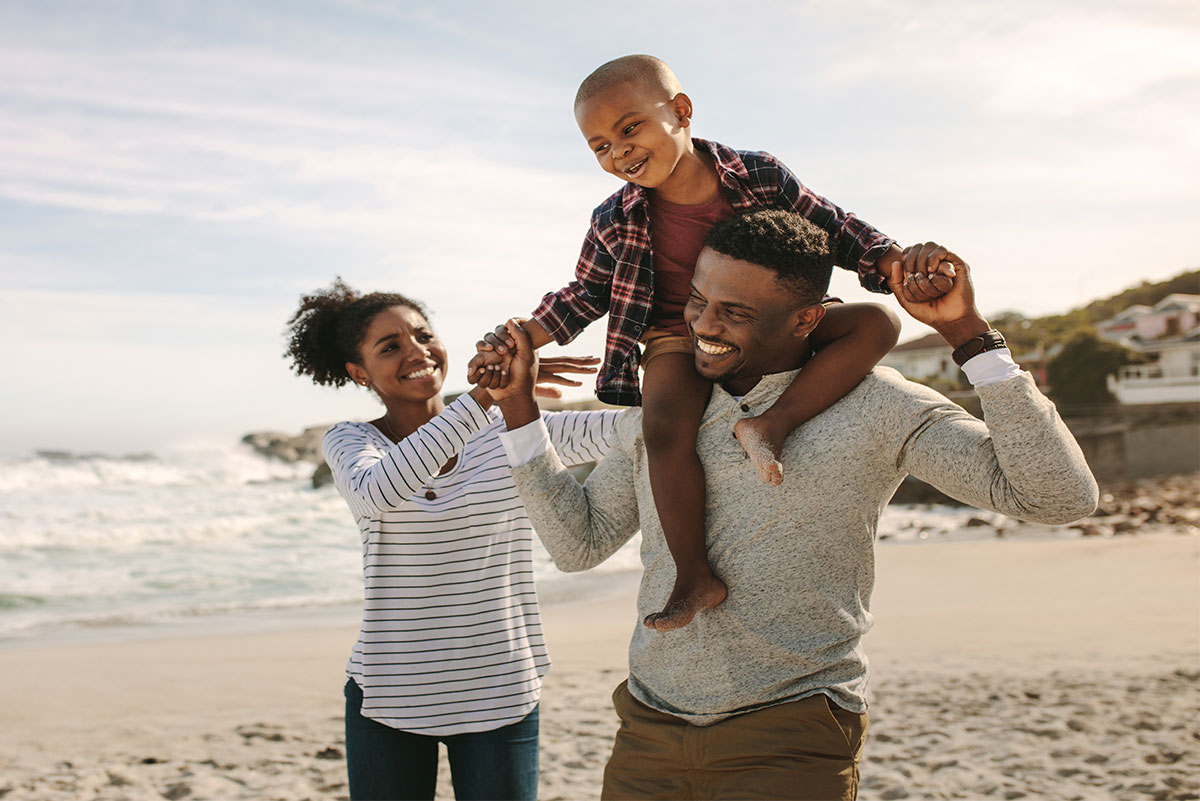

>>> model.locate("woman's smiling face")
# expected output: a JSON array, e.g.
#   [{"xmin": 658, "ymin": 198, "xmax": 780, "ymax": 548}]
[{"xmin": 353, "ymin": 305, "xmax": 447, "ymax": 403}]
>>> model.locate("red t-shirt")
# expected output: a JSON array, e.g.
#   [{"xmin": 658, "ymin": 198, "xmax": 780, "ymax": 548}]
[{"xmin": 646, "ymin": 189, "xmax": 736, "ymax": 335}]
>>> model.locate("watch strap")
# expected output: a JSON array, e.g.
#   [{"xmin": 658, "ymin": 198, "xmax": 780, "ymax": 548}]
[{"xmin": 952, "ymin": 329, "xmax": 1007, "ymax": 367}]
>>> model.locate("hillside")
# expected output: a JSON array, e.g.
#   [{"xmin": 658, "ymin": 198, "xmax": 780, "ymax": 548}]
[{"xmin": 992, "ymin": 268, "xmax": 1199, "ymax": 355}]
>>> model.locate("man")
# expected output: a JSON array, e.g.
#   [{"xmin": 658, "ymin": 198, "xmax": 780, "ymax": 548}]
[{"xmin": 483, "ymin": 210, "xmax": 1098, "ymax": 800}]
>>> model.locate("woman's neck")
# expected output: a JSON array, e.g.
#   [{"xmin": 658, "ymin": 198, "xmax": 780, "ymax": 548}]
[{"xmin": 381, "ymin": 395, "xmax": 446, "ymax": 439}]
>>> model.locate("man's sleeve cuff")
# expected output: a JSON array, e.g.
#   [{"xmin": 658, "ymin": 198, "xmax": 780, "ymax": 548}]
[
  {"xmin": 498, "ymin": 418, "xmax": 552, "ymax": 466},
  {"xmin": 961, "ymin": 348, "xmax": 1024, "ymax": 388}
]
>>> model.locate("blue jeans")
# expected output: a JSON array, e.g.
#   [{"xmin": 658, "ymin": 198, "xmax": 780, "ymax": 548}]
[{"xmin": 344, "ymin": 678, "xmax": 539, "ymax": 801}]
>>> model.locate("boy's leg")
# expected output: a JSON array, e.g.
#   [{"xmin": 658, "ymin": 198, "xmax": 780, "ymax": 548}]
[{"xmin": 640, "ymin": 349, "xmax": 726, "ymax": 631}]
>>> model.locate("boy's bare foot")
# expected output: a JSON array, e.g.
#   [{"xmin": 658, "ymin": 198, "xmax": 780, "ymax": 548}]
[
  {"xmin": 643, "ymin": 573, "xmax": 727, "ymax": 631},
  {"xmin": 734, "ymin": 415, "xmax": 785, "ymax": 486}
]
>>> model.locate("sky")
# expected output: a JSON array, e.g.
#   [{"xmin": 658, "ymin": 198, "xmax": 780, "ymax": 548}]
[{"xmin": 1, "ymin": 0, "xmax": 1197, "ymax": 455}]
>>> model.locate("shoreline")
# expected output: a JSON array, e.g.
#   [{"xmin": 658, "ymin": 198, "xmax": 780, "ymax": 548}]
[
  {"xmin": 1, "ymin": 534, "xmax": 1196, "ymax": 800},
  {"xmin": 2, "ymin": 522, "xmax": 1188, "ymax": 653},
  {"xmin": 0, "ymin": 566, "xmax": 646, "ymax": 654}
]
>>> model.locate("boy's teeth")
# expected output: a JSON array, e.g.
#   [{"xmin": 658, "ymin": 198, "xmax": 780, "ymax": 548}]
[{"xmin": 697, "ymin": 340, "xmax": 733, "ymax": 355}]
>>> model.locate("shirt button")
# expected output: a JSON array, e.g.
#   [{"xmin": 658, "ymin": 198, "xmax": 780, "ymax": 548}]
[
  {"xmin": 424, "ymin": 490, "xmax": 437, "ymax": 500},
  {"xmin": 740, "ymin": 404, "xmax": 751, "ymax": 412}
]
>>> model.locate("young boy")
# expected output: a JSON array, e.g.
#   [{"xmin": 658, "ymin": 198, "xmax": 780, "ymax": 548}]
[{"xmin": 470, "ymin": 55, "xmax": 953, "ymax": 632}]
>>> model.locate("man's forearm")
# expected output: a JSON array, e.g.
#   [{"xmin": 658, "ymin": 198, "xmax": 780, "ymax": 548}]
[
  {"xmin": 498, "ymin": 418, "xmax": 642, "ymax": 574},
  {"xmin": 498, "ymin": 395, "xmax": 540, "ymax": 431},
  {"xmin": 933, "ymin": 313, "xmax": 992, "ymax": 349}
]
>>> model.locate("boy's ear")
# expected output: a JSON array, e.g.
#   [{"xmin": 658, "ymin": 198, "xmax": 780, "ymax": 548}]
[{"xmin": 671, "ymin": 92, "xmax": 693, "ymax": 128}]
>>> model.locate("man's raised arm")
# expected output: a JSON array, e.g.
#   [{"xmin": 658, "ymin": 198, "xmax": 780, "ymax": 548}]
[
  {"xmin": 882, "ymin": 245, "xmax": 1099, "ymax": 523},
  {"xmin": 483, "ymin": 321, "xmax": 642, "ymax": 573}
]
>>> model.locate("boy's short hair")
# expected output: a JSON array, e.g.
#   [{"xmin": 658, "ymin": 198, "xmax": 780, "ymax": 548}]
[
  {"xmin": 704, "ymin": 211, "xmax": 834, "ymax": 304},
  {"xmin": 575, "ymin": 54, "xmax": 683, "ymax": 109}
]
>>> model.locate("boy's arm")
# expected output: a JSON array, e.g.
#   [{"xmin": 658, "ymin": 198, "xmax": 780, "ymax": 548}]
[
  {"xmin": 735, "ymin": 302, "xmax": 900, "ymax": 484},
  {"xmin": 769, "ymin": 156, "xmax": 952, "ymax": 302},
  {"xmin": 770, "ymin": 155, "xmax": 892, "ymax": 292},
  {"xmin": 468, "ymin": 211, "xmax": 618, "ymax": 387},
  {"xmin": 531, "ymin": 215, "xmax": 618, "ymax": 345}
]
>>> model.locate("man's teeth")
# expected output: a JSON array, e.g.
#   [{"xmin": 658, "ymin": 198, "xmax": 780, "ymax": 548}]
[
  {"xmin": 697, "ymin": 339, "xmax": 733, "ymax": 355},
  {"xmin": 404, "ymin": 366, "xmax": 435, "ymax": 379}
]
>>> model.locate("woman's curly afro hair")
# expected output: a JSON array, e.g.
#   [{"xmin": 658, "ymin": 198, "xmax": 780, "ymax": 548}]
[{"xmin": 284, "ymin": 277, "xmax": 429, "ymax": 387}]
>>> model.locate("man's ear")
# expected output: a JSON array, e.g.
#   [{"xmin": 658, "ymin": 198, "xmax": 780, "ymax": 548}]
[
  {"xmin": 671, "ymin": 92, "xmax": 694, "ymax": 128},
  {"xmin": 346, "ymin": 361, "xmax": 370, "ymax": 388},
  {"xmin": 792, "ymin": 303, "xmax": 826, "ymax": 339}
]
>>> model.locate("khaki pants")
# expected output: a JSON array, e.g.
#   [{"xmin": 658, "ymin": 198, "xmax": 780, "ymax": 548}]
[{"xmin": 602, "ymin": 681, "xmax": 868, "ymax": 801}]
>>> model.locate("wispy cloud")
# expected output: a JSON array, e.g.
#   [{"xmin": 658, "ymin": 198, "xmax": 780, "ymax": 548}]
[{"xmin": 1, "ymin": 0, "xmax": 1196, "ymax": 452}]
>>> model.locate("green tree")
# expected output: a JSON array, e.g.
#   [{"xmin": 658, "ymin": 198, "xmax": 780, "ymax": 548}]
[{"xmin": 1047, "ymin": 331, "xmax": 1145, "ymax": 410}]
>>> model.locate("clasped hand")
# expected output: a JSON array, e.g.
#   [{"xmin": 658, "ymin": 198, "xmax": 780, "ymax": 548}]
[
  {"xmin": 886, "ymin": 242, "xmax": 990, "ymax": 343},
  {"xmin": 468, "ymin": 319, "xmax": 598, "ymax": 402}
]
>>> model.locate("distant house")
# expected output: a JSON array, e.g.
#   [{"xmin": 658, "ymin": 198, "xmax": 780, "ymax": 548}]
[
  {"xmin": 1097, "ymin": 294, "xmax": 1200, "ymax": 342},
  {"xmin": 1095, "ymin": 304, "xmax": 1153, "ymax": 341},
  {"xmin": 1099, "ymin": 294, "xmax": 1200, "ymax": 405},
  {"xmin": 880, "ymin": 332, "xmax": 957, "ymax": 383}
]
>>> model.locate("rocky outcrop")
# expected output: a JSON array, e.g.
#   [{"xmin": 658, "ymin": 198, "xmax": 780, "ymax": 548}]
[
  {"xmin": 1072, "ymin": 472, "xmax": 1200, "ymax": 537},
  {"xmin": 241, "ymin": 426, "xmax": 331, "ymax": 488}
]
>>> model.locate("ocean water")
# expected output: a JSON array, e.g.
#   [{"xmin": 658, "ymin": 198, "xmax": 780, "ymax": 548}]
[{"xmin": 0, "ymin": 442, "xmax": 1034, "ymax": 645}]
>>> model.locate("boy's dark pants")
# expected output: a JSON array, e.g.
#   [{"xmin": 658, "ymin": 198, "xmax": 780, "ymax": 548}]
[{"xmin": 601, "ymin": 680, "xmax": 867, "ymax": 801}]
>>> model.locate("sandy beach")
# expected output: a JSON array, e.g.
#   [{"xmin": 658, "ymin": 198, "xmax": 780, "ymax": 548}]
[{"xmin": 1, "ymin": 533, "xmax": 1197, "ymax": 801}]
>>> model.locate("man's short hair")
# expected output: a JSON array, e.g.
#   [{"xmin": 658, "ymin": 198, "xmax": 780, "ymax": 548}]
[
  {"xmin": 703, "ymin": 210, "xmax": 834, "ymax": 304},
  {"xmin": 575, "ymin": 55, "xmax": 682, "ymax": 109}
]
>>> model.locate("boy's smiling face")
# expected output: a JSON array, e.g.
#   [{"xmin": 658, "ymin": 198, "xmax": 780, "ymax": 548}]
[{"xmin": 575, "ymin": 80, "xmax": 694, "ymax": 194}]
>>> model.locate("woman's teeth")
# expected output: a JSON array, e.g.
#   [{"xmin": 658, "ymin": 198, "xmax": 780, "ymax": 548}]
[
  {"xmin": 404, "ymin": 366, "xmax": 436, "ymax": 379},
  {"xmin": 697, "ymin": 339, "xmax": 733, "ymax": 355}
]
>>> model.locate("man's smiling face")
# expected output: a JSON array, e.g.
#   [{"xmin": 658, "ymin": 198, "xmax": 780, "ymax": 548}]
[{"xmin": 684, "ymin": 247, "xmax": 825, "ymax": 396}]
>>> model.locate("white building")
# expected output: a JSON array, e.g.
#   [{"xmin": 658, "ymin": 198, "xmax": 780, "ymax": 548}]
[
  {"xmin": 1107, "ymin": 328, "xmax": 1200, "ymax": 405},
  {"xmin": 1100, "ymin": 294, "xmax": 1200, "ymax": 405},
  {"xmin": 879, "ymin": 332, "xmax": 956, "ymax": 383}
]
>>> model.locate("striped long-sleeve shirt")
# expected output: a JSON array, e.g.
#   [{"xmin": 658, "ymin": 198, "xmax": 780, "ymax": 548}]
[{"xmin": 323, "ymin": 394, "xmax": 619, "ymax": 736}]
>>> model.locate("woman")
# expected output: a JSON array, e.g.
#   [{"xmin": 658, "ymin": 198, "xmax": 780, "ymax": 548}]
[{"xmin": 285, "ymin": 279, "xmax": 618, "ymax": 801}]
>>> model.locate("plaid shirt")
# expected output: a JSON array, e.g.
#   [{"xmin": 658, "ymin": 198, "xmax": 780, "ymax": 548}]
[{"xmin": 531, "ymin": 139, "xmax": 894, "ymax": 406}]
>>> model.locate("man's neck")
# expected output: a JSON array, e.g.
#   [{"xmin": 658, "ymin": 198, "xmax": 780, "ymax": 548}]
[
  {"xmin": 719, "ymin": 346, "xmax": 812, "ymax": 397},
  {"xmin": 720, "ymin": 375, "xmax": 762, "ymax": 397}
]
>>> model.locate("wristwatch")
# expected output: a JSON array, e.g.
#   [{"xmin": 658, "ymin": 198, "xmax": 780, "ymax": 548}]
[{"xmin": 951, "ymin": 329, "xmax": 1007, "ymax": 366}]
